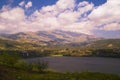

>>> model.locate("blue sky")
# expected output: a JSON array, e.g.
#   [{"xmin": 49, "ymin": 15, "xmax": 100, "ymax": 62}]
[
  {"xmin": 0, "ymin": 0, "xmax": 107, "ymax": 15},
  {"xmin": 0, "ymin": 0, "xmax": 106, "ymax": 8},
  {"xmin": 0, "ymin": 0, "xmax": 119, "ymax": 38}
]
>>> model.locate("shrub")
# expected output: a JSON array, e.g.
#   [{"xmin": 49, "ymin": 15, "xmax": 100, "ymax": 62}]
[{"xmin": 0, "ymin": 52, "xmax": 19, "ymax": 67}]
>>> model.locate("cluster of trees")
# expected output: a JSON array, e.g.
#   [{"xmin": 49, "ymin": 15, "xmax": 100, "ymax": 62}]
[
  {"xmin": 92, "ymin": 48, "xmax": 120, "ymax": 58},
  {"xmin": 0, "ymin": 50, "xmax": 51, "ymax": 58},
  {"xmin": 0, "ymin": 47, "xmax": 120, "ymax": 58},
  {"xmin": 0, "ymin": 52, "xmax": 48, "ymax": 73}
]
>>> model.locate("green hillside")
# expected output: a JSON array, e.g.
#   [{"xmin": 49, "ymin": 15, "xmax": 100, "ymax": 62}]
[
  {"xmin": 0, "ymin": 38, "xmax": 120, "ymax": 58},
  {"xmin": 0, "ymin": 38, "xmax": 42, "ymax": 50},
  {"xmin": 87, "ymin": 39, "xmax": 120, "ymax": 49},
  {"xmin": 85, "ymin": 39, "xmax": 120, "ymax": 57}
]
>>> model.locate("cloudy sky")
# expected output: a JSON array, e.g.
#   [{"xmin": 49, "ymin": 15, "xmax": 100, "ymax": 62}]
[{"xmin": 0, "ymin": 0, "xmax": 120, "ymax": 38}]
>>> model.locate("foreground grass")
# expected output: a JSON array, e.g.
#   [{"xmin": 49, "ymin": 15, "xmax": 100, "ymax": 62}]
[
  {"xmin": 19, "ymin": 72, "xmax": 120, "ymax": 80},
  {"xmin": 0, "ymin": 65, "xmax": 120, "ymax": 80}
]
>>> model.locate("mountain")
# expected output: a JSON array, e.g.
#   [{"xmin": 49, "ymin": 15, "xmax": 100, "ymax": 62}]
[
  {"xmin": 0, "ymin": 34, "xmax": 120, "ymax": 57},
  {"xmin": 86, "ymin": 39, "xmax": 120, "ymax": 49},
  {"xmin": 0, "ymin": 30, "xmax": 98, "ymax": 45},
  {"xmin": 0, "ymin": 38, "xmax": 43, "ymax": 50}
]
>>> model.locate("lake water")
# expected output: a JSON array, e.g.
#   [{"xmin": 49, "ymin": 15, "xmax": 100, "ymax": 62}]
[{"xmin": 25, "ymin": 57, "xmax": 120, "ymax": 75}]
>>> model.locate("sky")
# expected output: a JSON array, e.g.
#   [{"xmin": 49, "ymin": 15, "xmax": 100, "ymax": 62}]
[{"xmin": 0, "ymin": 0, "xmax": 120, "ymax": 38}]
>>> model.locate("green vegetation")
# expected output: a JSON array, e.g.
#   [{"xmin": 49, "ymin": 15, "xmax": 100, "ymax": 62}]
[
  {"xmin": 87, "ymin": 39, "xmax": 120, "ymax": 49},
  {"xmin": 0, "ymin": 53, "xmax": 48, "ymax": 71},
  {"xmin": 0, "ymin": 53, "xmax": 120, "ymax": 80},
  {"xmin": 87, "ymin": 39, "xmax": 120, "ymax": 57},
  {"xmin": 1, "ymin": 67, "xmax": 120, "ymax": 80},
  {"xmin": 0, "ymin": 39, "xmax": 120, "ymax": 80},
  {"xmin": 0, "ymin": 38, "xmax": 120, "ymax": 58}
]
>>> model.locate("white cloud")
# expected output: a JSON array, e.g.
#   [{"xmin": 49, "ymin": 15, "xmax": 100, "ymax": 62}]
[
  {"xmin": 100, "ymin": 23, "xmax": 120, "ymax": 31},
  {"xmin": 0, "ymin": 0, "xmax": 119, "ymax": 35},
  {"xmin": 31, "ymin": 1, "xmax": 94, "ymax": 34},
  {"xmin": 89, "ymin": 0, "xmax": 120, "ymax": 27},
  {"xmin": 56, "ymin": 0, "xmax": 75, "ymax": 10},
  {"xmin": 0, "ymin": 5, "xmax": 11, "ymax": 11},
  {"xmin": 0, "ymin": 6, "xmax": 28, "ymax": 33},
  {"xmin": 19, "ymin": 1, "xmax": 25, "ymax": 7},
  {"xmin": 0, "ymin": 7, "xmax": 25, "ymax": 21},
  {"xmin": 0, "ymin": 0, "xmax": 94, "ymax": 34},
  {"xmin": 25, "ymin": 1, "xmax": 32, "ymax": 9},
  {"xmin": 77, "ymin": 2, "xmax": 94, "ymax": 15},
  {"xmin": 59, "ymin": 21, "xmax": 95, "ymax": 34},
  {"xmin": 40, "ymin": 0, "xmax": 76, "ymax": 16},
  {"xmin": 58, "ymin": 10, "xmax": 79, "ymax": 25}
]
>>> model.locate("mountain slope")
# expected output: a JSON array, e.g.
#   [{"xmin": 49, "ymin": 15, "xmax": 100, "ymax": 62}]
[
  {"xmin": 0, "ymin": 30, "xmax": 98, "ymax": 45},
  {"xmin": 0, "ymin": 38, "xmax": 43, "ymax": 50},
  {"xmin": 87, "ymin": 39, "xmax": 120, "ymax": 49}
]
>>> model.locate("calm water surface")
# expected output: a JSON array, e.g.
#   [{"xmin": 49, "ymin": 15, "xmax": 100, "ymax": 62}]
[{"xmin": 25, "ymin": 57, "xmax": 120, "ymax": 74}]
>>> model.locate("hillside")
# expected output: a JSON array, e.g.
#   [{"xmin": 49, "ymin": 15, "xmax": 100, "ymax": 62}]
[
  {"xmin": 0, "ymin": 30, "xmax": 98, "ymax": 46},
  {"xmin": 0, "ymin": 38, "xmax": 120, "ymax": 57},
  {"xmin": 87, "ymin": 39, "xmax": 120, "ymax": 49},
  {"xmin": 84, "ymin": 39, "xmax": 120, "ymax": 57},
  {"xmin": 0, "ymin": 38, "xmax": 42, "ymax": 50}
]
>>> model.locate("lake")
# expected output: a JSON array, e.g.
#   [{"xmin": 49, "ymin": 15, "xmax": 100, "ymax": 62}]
[{"xmin": 25, "ymin": 57, "xmax": 120, "ymax": 75}]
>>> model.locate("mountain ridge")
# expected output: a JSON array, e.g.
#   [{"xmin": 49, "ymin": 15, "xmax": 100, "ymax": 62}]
[{"xmin": 0, "ymin": 30, "xmax": 99, "ymax": 45}]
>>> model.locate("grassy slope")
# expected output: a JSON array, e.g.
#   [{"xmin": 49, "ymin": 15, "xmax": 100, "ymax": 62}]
[
  {"xmin": 0, "ymin": 38, "xmax": 120, "ymax": 49},
  {"xmin": 0, "ymin": 38, "xmax": 42, "ymax": 50},
  {"xmin": 87, "ymin": 39, "xmax": 120, "ymax": 49}
]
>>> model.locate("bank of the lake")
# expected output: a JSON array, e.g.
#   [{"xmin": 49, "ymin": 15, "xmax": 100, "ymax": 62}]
[
  {"xmin": 25, "ymin": 56, "xmax": 120, "ymax": 75},
  {"xmin": 1, "ymin": 65, "xmax": 120, "ymax": 80},
  {"xmin": 1, "ymin": 53, "xmax": 120, "ymax": 80}
]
